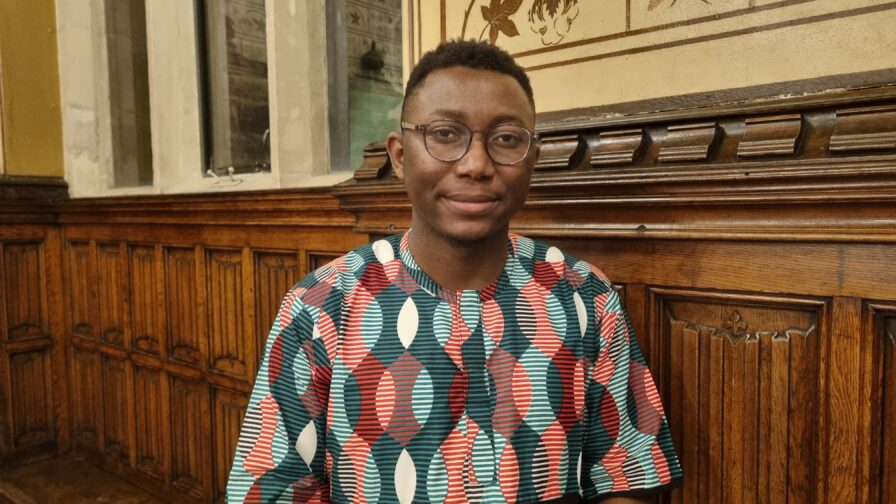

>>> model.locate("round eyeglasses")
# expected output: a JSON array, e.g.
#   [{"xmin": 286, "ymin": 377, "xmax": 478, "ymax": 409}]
[{"xmin": 401, "ymin": 119, "xmax": 540, "ymax": 166}]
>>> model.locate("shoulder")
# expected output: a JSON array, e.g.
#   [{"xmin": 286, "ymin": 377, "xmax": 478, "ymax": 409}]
[
  {"xmin": 283, "ymin": 233, "xmax": 402, "ymax": 304},
  {"xmin": 509, "ymin": 233, "xmax": 616, "ymax": 297}
]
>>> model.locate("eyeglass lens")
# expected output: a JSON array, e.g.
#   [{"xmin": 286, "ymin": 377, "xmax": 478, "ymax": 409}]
[{"xmin": 423, "ymin": 120, "xmax": 532, "ymax": 165}]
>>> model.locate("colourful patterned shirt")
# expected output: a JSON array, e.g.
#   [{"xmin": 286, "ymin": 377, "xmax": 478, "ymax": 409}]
[{"xmin": 227, "ymin": 232, "xmax": 681, "ymax": 503}]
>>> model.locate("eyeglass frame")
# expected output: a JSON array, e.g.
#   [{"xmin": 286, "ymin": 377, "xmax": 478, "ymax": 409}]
[{"xmin": 400, "ymin": 119, "xmax": 541, "ymax": 166}]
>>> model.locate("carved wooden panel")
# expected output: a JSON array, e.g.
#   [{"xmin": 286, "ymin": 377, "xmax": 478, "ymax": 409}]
[
  {"xmin": 535, "ymin": 134, "xmax": 584, "ymax": 171},
  {"xmin": 170, "ymin": 376, "xmax": 209, "ymax": 498},
  {"xmin": 101, "ymin": 356, "xmax": 129, "ymax": 461},
  {"xmin": 8, "ymin": 350, "xmax": 52, "ymax": 447},
  {"xmin": 134, "ymin": 365, "xmax": 164, "ymax": 480},
  {"xmin": 590, "ymin": 128, "xmax": 645, "ymax": 166},
  {"xmin": 213, "ymin": 388, "xmax": 248, "ymax": 501},
  {"xmin": 657, "ymin": 123, "xmax": 719, "ymax": 162},
  {"xmin": 97, "ymin": 243, "xmax": 125, "ymax": 346},
  {"xmin": 67, "ymin": 241, "xmax": 95, "ymax": 338},
  {"xmin": 651, "ymin": 289, "xmax": 825, "ymax": 504},
  {"xmin": 165, "ymin": 247, "xmax": 201, "ymax": 365},
  {"xmin": 72, "ymin": 347, "xmax": 102, "ymax": 450},
  {"xmin": 869, "ymin": 303, "xmax": 896, "ymax": 504},
  {"xmin": 254, "ymin": 251, "xmax": 300, "ymax": 361},
  {"xmin": 737, "ymin": 114, "xmax": 802, "ymax": 158},
  {"xmin": 129, "ymin": 245, "xmax": 159, "ymax": 355},
  {"xmin": 206, "ymin": 249, "xmax": 247, "ymax": 377},
  {"xmin": 830, "ymin": 104, "xmax": 896, "ymax": 153},
  {"xmin": 3, "ymin": 242, "xmax": 46, "ymax": 340}
]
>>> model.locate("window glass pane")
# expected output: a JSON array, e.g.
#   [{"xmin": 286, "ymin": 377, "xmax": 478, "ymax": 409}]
[
  {"xmin": 200, "ymin": 0, "xmax": 270, "ymax": 174},
  {"xmin": 329, "ymin": 0, "xmax": 403, "ymax": 171},
  {"xmin": 105, "ymin": 0, "xmax": 153, "ymax": 187}
]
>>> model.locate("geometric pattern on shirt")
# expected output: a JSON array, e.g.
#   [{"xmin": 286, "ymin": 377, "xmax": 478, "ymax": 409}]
[{"xmin": 226, "ymin": 232, "xmax": 682, "ymax": 503}]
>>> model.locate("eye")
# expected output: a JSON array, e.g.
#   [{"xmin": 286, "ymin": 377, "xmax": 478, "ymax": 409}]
[
  {"xmin": 427, "ymin": 123, "xmax": 466, "ymax": 144},
  {"xmin": 489, "ymin": 128, "xmax": 525, "ymax": 148}
]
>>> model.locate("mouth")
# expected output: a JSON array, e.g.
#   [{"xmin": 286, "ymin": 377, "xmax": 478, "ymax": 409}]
[{"xmin": 443, "ymin": 194, "xmax": 499, "ymax": 215}]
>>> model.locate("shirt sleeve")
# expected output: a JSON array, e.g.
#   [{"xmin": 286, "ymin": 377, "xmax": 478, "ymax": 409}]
[
  {"xmin": 226, "ymin": 286, "xmax": 333, "ymax": 503},
  {"xmin": 580, "ymin": 286, "xmax": 682, "ymax": 501}
]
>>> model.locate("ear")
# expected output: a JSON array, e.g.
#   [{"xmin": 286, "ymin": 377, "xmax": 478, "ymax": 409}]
[{"xmin": 386, "ymin": 131, "xmax": 405, "ymax": 179}]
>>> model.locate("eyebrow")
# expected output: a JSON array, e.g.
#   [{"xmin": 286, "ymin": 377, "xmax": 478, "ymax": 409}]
[{"xmin": 427, "ymin": 109, "xmax": 527, "ymax": 127}]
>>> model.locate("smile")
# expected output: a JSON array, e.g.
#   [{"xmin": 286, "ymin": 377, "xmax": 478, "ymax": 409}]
[{"xmin": 443, "ymin": 195, "xmax": 498, "ymax": 215}]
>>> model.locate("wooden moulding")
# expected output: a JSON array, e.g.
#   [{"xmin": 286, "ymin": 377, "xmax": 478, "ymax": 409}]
[
  {"xmin": 737, "ymin": 114, "xmax": 803, "ymax": 158},
  {"xmin": 657, "ymin": 122, "xmax": 720, "ymax": 162},
  {"xmin": 830, "ymin": 104, "xmax": 896, "ymax": 153},
  {"xmin": 589, "ymin": 128, "xmax": 645, "ymax": 166},
  {"xmin": 534, "ymin": 133, "xmax": 585, "ymax": 171},
  {"xmin": 352, "ymin": 141, "xmax": 392, "ymax": 180}
]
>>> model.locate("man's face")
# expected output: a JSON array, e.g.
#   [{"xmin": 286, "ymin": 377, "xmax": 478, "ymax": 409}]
[{"xmin": 387, "ymin": 66, "xmax": 537, "ymax": 246}]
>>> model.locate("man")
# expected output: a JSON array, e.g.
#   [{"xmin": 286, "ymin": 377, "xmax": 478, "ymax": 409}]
[{"xmin": 227, "ymin": 40, "xmax": 681, "ymax": 503}]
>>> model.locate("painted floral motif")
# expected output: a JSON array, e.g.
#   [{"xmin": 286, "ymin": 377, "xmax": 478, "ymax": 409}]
[
  {"xmin": 461, "ymin": 0, "xmax": 526, "ymax": 43},
  {"xmin": 648, "ymin": 0, "xmax": 712, "ymax": 10},
  {"xmin": 528, "ymin": 0, "xmax": 579, "ymax": 46}
]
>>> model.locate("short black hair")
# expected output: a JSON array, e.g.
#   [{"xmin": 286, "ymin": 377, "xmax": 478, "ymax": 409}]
[{"xmin": 401, "ymin": 40, "xmax": 534, "ymax": 119}]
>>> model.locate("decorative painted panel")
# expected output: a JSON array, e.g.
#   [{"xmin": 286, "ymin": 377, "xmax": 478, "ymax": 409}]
[
  {"xmin": 254, "ymin": 251, "xmax": 300, "ymax": 361},
  {"xmin": 651, "ymin": 288, "xmax": 825, "ymax": 503},
  {"xmin": 9, "ymin": 350, "xmax": 53, "ymax": 447},
  {"xmin": 134, "ymin": 364, "xmax": 164, "ymax": 480},
  {"xmin": 101, "ymin": 356, "xmax": 129, "ymax": 461},
  {"xmin": 165, "ymin": 247, "xmax": 201, "ymax": 365},
  {"xmin": 129, "ymin": 245, "xmax": 160, "ymax": 355},
  {"xmin": 3, "ymin": 242, "xmax": 46, "ymax": 341},
  {"xmin": 213, "ymin": 387, "xmax": 248, "ymax": 501},
  {"xmin": 97, "ymin": 243, "xmax": 125, "ymax": 345},
  {"xmin": 206, "ymin": 249, "xmax": 247, "ymax": 377},
  {"xmin": 170, "ymin": 376, "xmax": 209, "ymax": 498},
  {"xmin": 67, "ymin": 241, "xmax": 95, "ymax": 339},
  {"xmin": 72, "ymin": 347, "xmax": 102, "ymax": 450}
]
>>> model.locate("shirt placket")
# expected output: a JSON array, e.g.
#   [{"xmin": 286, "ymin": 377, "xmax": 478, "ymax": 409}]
[{"xmin": 459, "ymin": 290, "xmax": 497, "ymax": 496}]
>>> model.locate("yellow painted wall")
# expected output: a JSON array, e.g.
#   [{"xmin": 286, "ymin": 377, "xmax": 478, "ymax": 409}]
[
  {"xmin": 0, "ymin": 0, "xmax": 64, "ymax": 177},
  {"xmin": 412, "ymin": 0, "xmax": 896, "ymax": 114}
]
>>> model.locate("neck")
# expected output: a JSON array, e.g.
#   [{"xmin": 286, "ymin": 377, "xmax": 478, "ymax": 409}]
[{"xmin": 408, "ymin": 227, "xmax": 509, "ymax": 291}]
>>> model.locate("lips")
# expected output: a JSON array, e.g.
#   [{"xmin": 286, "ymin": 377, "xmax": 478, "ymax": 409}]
[{"xmin": 443, "ymin": 194, "xmax": 499, "ymax": 215}]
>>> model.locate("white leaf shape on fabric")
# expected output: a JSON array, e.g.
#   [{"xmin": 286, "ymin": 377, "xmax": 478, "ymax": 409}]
[
  {"xmin": 545, "ymin": 246, "xmax": 564, "ymax": 263},
  {"xmin": 395, "ymin": 448, "xmax": 417, "ymax": 504},
  {"xmin": 574, "ymin": 291, "xmax": 587, "ymax": 337},
  {"xmin": 397, "ymin": 297, "xmax": 419, "ymax": 349},
  {"xmin": 577, "ymin": 451, "xmax": 583, "ymax": 490},
  {"xmin": 373, "ymin": 239, "xmax": 394, "ymax": 264},
  {"xmin": 296, "ymin": 421, "xmax": 317, "ymax": 467}
]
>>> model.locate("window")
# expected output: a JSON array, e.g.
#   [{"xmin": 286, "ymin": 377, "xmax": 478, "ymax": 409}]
[
  {"xmin": 56, "ymin": 0, "xmax": 400, "ymax": 197},
  {"xmin": 104, "ymin": 0, "xmax": 153, "ymax": 187},
  {"xmin": 328, "ymin": 0, "xmax": 403, "ymax": 171},
  {"xmin": 198, "ymin": 0, "xmax": 271, "ymax": 176}
]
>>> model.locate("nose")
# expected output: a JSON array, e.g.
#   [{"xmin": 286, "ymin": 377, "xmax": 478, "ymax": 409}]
[{"xmin": 454, "ymin": 134, "xmax": 494, "ymax": 180}]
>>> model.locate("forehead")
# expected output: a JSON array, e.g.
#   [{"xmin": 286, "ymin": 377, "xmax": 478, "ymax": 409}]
[{"xmin": 405, "ymin": 66, "xmax": 535, "ymax": 125}]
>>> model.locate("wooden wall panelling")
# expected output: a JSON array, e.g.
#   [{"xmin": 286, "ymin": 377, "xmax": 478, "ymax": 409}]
[
  {"xmin": 165, "ymin": 246, "xmax": 202, "ymax": 367},
  {"xmin": 649, "ymin": 288, "xmax": 826, "ymax": 503},
  {"xmin": 866, "ymin": 302, "xmax": 896, "ymax": 504},
  {"xmin": 133, "ymin": 363, "xmax": 165, "ymax": 482},
  {"xmin": 96, "ymin": 242, "xmax": 126, "ymax": 347},
  {"xmin": 212, "ymin": 387, "xmax": 248, "ymax": 502},
  {"xmin": 253, "ymin": 250, "xmax": 301, "ymax": 372},
  {"xmin": 129, "ymin": 244, "xmax": 161, "ymax": 356},
  {"xmin": 71, "ymin": 346, "xmax": 102, "ymax": 452},
  {"xmin": 101, "ymin": 354, "xmax": 130, "ymax": 463},
  {"xmin": 206, "ymin": 248, "xmax": 249, "ymax": 379},
  {"xmin": 170, "ymin": 375, "xmax": 211, "ymax": 499},
  {"xmin": 8, "ymin": 347, "xmax": 53, "ymax": 453}
]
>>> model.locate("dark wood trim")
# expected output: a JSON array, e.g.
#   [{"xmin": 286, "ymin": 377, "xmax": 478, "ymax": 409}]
[
  {"xmin": 335, "ymin": 86, "xmax": 896, "ymax": 242},
  {"xmin": 0, "ymin": 176, "xmax": 67, "ymax": 225},
  {"xmin": 57, "ymin": 186, "xmax": 355, "ymax": 227}
]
